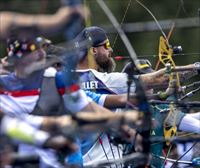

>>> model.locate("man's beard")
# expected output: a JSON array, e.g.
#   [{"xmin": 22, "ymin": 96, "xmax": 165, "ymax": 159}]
[{"xmin": 96, "ymin": 55, "xmax": 116, "ymax": 73}]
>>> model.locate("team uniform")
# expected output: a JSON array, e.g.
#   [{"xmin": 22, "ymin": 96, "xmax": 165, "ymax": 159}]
[
  {"xmin": 77, "ymin": 68, "xmax": 200, "ymax": 167},
  {"xmin": 77, "ymin": 69, "xmax": 137, "ymax": 167},
  {"xmin": 78, "ymin": 69, "xmax": 136, "ymax": 94},
  {"xmin": 0, "ymin": 67, "xmax": 91, "ymax": 168},
  {"xmin": 0, "ymin": 66, "xmax": 130, "ymax": 167},
  {"xmin": 82, "ymin": 91, "xmax": 123, "ymax": 167}
]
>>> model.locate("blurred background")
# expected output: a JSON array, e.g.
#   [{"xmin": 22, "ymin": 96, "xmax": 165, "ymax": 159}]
[{"xmin": 0, "ymin": 0, "xmax": 199, "ymax": 77}]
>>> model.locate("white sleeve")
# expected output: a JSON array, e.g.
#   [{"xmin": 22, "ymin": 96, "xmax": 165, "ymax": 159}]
[
  {"xmin": 98, "ymin": 94, "xmax": 107, "ymax": 106},
  {"xmin": 63, "ymin": 89, "xmax": 92, "ymax": 113},
  {"xmin": 1, "ymin": 115, "xmax": 49, "ymax": 146},
  {"xmin": 20, "ymin": 114, "xmax": 44, "ymax": 129},
  {"xmin": 0, "ymin": 95, "xmax": 38, "ymax": 116},
  {"xmin": 0, "ymin": 94, "xmax": 43, "ymax": 128}
]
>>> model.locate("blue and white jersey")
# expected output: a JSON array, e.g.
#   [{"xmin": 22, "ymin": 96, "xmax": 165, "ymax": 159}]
[
  {"xmin": 85, "ymin": 90, "xmax": 107, "ymax": 106},
  {"xmin": 0, "ymin": 67, "xmax": 91, "ymax": 168},
  {"xmin": 78, "ymin": 69, "xmax": 136, "ymax": 94},
  {"xmin": 0, "ymin": 71, "xmax": 44, "ymax": 117},
  {"xmin": 0, "ymin": 68, "xmax": 91, "ymax": 117},
  {"xmin": 80, "ymin": 91, "xmax": 114, "ymax": 162},
  {"xmin": 77, "ymin": 69, "xmax": 134, "ymax": 167}
]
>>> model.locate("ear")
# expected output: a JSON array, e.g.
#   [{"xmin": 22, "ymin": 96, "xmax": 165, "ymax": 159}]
[{"xmin": 92, "ymin": 47, "xmax": 97, "ymax": 55}]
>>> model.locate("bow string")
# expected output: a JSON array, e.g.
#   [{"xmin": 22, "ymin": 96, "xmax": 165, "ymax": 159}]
[{"xmin": 96, "ymin": 0, "xmax": 152, "ymax": 166}]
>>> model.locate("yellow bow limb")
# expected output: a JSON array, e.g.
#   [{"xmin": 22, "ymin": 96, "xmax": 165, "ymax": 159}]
[
  {"xmin": 158, "ymin": 36, "xmax": 180, "ymax": 88},
  {"xmin": 163, "ymin": 104, "xmax": 178, "ymax": 146}
]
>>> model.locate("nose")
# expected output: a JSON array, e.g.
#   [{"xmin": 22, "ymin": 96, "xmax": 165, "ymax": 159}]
[{"xmin": 108, "ymin": 47, "xmax": 113, "ymax": 53}]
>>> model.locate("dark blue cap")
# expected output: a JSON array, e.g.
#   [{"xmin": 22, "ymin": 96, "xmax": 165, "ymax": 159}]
[
  {"xmin": 76, "ymin": 26, "xmax": 108, "ymax": 46},
  {"xmin": 75, "ymin": 26, "xmax": 108, "ymax": 60}
]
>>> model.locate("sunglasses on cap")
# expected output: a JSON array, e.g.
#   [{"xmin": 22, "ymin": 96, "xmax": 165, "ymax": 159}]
[
  {"xmin": 95, "ymin": 40, "xmax": 111, "ymax": 50},
  {"xmin": 137, "ymin": 59, "xmax": 152, "ymax": 69}
]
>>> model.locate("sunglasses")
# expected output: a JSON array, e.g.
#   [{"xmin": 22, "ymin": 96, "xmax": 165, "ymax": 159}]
[
  {"xmin": 137, "ymin": 60, "xmax": 152, "ymax": 69},
  {"xmin": 145, "ymin": 60, "xmax": 152, "ymax": 67},
  {"xmin": 95, "ymin": 40, "xmax": 111, "ymax": 49}
]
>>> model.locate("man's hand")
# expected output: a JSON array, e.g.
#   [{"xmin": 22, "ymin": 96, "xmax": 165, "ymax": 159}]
[
  {"xmin": 43, "ymin": 135, "xmax": 78, "ymax": 155},
  {"xmin": 121, "ymin": 125, "xmax": 143, "ymax": 152}
]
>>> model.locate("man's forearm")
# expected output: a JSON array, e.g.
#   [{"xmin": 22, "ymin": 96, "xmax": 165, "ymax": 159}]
[
  {"xmin": 140, "ymin": 64, "xmax": 199, "ymax": 86},
  {"xmin": 0, "ymin": 5, "xmax": 89, "ymax": 39},
  {"xmin": 140, "ymin": 68, "xmax": 169, "ymax": 86}
]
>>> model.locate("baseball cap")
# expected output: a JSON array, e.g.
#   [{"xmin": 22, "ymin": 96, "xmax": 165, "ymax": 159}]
[
  {"xmin": 74, "ymin": 26, "xmax": 109, "ymax": 59},
  {"xmin": 6, "ymin": 37, "xmax": 51, "ymax": 62},
  {"xmin": 77, "ymin": 26, "xmax": 108, "ymax": 46}
]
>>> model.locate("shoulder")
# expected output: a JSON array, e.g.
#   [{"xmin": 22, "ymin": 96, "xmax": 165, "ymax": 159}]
[
  {"xmin": 0, "ymin": 71, "xmax": 44, "ymax": 91},
  {"xmin": 0, "ymin": 73, "xmax": 16, "ymax": 89},
  {"xmin": 78, "ymin": 69, "xmax": 127, "ymax": 80}
]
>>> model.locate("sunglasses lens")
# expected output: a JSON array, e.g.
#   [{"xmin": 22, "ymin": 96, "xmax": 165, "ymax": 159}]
[
  {"xmin": 95, "ymin": 40, "xmax": 111, "ymax": 49},
  {"xmin": 105, "ymin": 41, "xmax": 111, "ymax": 49}
]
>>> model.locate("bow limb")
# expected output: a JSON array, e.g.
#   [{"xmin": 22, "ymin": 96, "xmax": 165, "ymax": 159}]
[
  {"xmin": 134, "ymin": 0, "xmax": 180, "ymax": 71},
  {"xmin": 134, "ymin": 1, "xmax": 183, "ymax": 165},
  {"xmin": 158, "ymin": 36, "xmax": 180, "ymax": 88},
  {"xmin": 96, "ymin": 0, "xmax": 152, "ymax": 163},
  {"xmin": 135, "ymin": 0, "xmax": 168, "ymax": 43},
  {"xmin": 158, "ymin": 36, "xmax": 181, "ymax": 147},
  {"xmin": 96, "ymin": 0, "xmax": 138, "ymax": 63},
  {"xmin": 135, "ymin": 0, "xmax": 181, "ymax": 143},
  {"xmin": 158, "ymin": 37, "xmax": 180, "ymax": 166}
]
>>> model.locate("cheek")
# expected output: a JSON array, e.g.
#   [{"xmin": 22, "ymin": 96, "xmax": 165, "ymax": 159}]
[
  {"xmin": 98, "ymin": 50, "xmax": 109, "ymax": 59},
  {"xmin": 96, "ymin": 54, "xmax": 107, "ymax": 63}
]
